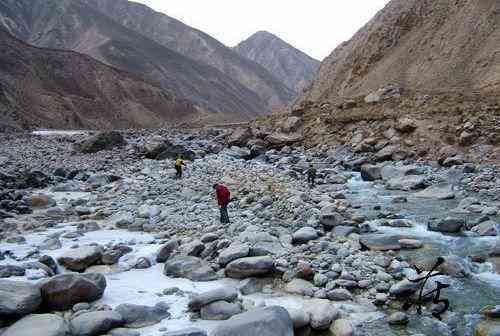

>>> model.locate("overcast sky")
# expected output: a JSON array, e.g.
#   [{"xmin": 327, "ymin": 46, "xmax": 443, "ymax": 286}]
[{"xmin": 134, "ymin": 0, "xmax": 390, "ymax": 60}]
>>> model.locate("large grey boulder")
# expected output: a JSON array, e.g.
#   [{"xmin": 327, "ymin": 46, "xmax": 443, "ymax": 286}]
[
  {"xmin": 386, "ymin": 175, "xmax": 426, "ymax": 191},
  {"xmin": 3, "ymin": 314, "xmax": 70, "ymax": 336},
  {"xmin": 304, "ymin": 299, "xmax": 339, "ymax": 330},
  {"xmin": 74, "ymin": 131, "xmax": 126, "ymax": 154},
  {"xmin": 57, "ymin": 246, "xmax": 103, "ymax": 272},
  {"xmin": 330, "ymin": 319, "xmax": 355, "ymax": 336},
  {"xmin": 115, "ymin": 302, "xmax": 170, "ymax": 328},
  {"xmin": 210, "ymin": 306, "xmax": 293, "ymax": 336},
  {"xmin": 227, "ymin": 128, "xmax": 252, "ymax": 147},
  {"xmin": 163, "ymin": 328, "xmax": 207, "ymax": 336},
  {"xmin": 292, "ymin": 227, "xmax": 318, "ymax": 244},
  {"xmin": 40, "ymin": 273, "xmax": 106, "ymax": 310},
  {"xmin": 200, "ymin": 301, "xmax": 242, "ymax": 320},
  {"xmin": 0, "ymin": 280, "xmax": 42, "ymax": 318},
  {"xmin": 319, "ymin": 212, "xmax": 345, "ymax": 229},
  {"xmin": 415, "ymin": 183, "xmax": 455, "ymax": 200},
  {"xmin": 218, "ymin": 244, "xmax": 250, "ymax": 266},
  {"xmin": 428, "ymin": 217, "xmax": 465, "ymax": 233},
  {"xmin": 164, "ymin": 256, "xmax": 217, "ymax": 281},
  {"xmin": 188, "ymin": 287, "xmax": 238, "ymax": 311},
  {"xmin": 225, "ymin": 256, "xmax": 274, "ymax": 279},
  {"xmin": 265, "ymin": 133, "xmax": 303, "ymax": 147},
  {"xmin": 360, "ymin": 164, "xmax": 382, "ymax": 181},
  {"xmin": 471, "ymin": 220, "xmax": 499, "ymax": 236},
  {"xmin": 70, "ymin": 311, "xmax": 123, "ymax": 336},
  {"xmin": 156, "ymin": 240, "xmax": 180, "ymax": 263}
]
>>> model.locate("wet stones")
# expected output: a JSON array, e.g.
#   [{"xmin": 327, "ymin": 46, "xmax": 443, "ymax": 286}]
[
  {"xmin": 70, "ymin": 311, "xmax": 124, "ymax": 336},
  {"xmin": 428, "ymin": 217, "xmax": 465, "ymax": 233},
  {"xmin": 115, "ymin": 302, "xmax": 170, "ymax": 328},
  {"xmin": 3, "ymin": 314, "xmax": 70, "ymax": 336},
  {"xmin": 0, "ymin": 280, "xmax": 42, "ymax": 318},
  {"xmin": 225, "ymin": 256, "xmax": 274, "ymax": 279},
  {"xmin": 40, "ymin": 273, "xmax": 106, "ymax": 310},
  {"xmin": 188, "ymin": 287, "xmax": 238, "ymax": 312},
  {"xmin": 156, "ymin": 240, "xmax": 179, "ymax": 263},
  {"xmin": 292, "ymin": 227, "xmax": 318, "ymax": 244},
  {"xmin": 164, "ymin": 256, "xmax": 217, "ymax": 281},
  {"xmin": 211, "ymin": 306, "xmax": 293, "ymax": 336},
  {"xmin": 57, "ymin": 245, "xmax": 103, "ymax": 272},
  {"xmin": 218, "ymin": 244, "xmax": 250, "ymax": 267},
  {"xmin": 304, "ymin": 299, "xmax": 339, "ymax": 330},
  {"xmin": 200, "ymin": 301, "xmax": 242, "ymax": 321}
]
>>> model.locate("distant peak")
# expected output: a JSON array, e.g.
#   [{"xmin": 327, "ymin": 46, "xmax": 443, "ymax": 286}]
[{"xmin": 247, "ymin": 30, "xmax": 279, "ymax": 41}]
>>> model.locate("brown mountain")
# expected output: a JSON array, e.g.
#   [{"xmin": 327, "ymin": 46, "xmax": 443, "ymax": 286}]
[
  {"xmin": 0, "ymin": 28, "xmax": 197, "ymax": 131},
  {"xmin": 302, "ymin": 0, "xmax": 500, "ymax": 104},
  {"xmin": 0, "ymin": 0, "xmax": 270, "ymax": 121},
  {"xmin": 79, "ymin": 0, "xmax": 296, "ymax": 111},
  {"xmin": 234, "ymin": 31, "xmax": 320, "ymax": 94}
]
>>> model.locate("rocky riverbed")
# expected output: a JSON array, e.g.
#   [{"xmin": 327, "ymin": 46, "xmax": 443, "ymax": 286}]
[{"xmin": 0, "ymin": 129, "xmax": 499, "ymax": 336}]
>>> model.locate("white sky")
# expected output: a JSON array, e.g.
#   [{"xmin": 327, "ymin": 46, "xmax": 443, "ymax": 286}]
[{"xmin": 134, "ymin": 0, "xmax": 391, "ymax": 61}]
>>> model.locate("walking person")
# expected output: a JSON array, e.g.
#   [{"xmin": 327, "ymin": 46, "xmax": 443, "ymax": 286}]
[
  {"xmin": 175, "ymin": 155, "xmax": 186, "ymax": 179},
  {"xmin": 307, "ymin": 163, "xmax": 317, "ymax": 187},
  {"xmin": 213, "ymin": 183, "xmax": 231, "ymax": 224}
]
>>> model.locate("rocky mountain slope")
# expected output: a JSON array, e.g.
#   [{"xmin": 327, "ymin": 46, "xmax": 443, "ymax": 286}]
[
  {"xmin": 0, "ymin": 28, "xmax": 198, "ymax": 131},
  {"xmin": 79, "ymin": 0, "xmax": 296, "ymax": 111},
  {"xmin": 302, "ymin": 0, "xmax": 500, "ymax": 103},
  {"xmin": 234, "ymin": 31, "xmax": 320, "ymax": 93},
  {"xmin": 259, "ymin": 0, "xmax": 500, "ymax": 164},
  {"xmin": 0, "ymin": 0, "xmax": 271, "ymax": 122}
]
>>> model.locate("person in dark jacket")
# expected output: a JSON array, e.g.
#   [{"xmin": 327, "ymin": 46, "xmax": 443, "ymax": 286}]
[
  {"xmin": 213, "ymin": 183, "xmax": 230, "ymax": 223},
  {"xmin": 307, "ymin": 164, "xmax": 317, "ymax": 187}
]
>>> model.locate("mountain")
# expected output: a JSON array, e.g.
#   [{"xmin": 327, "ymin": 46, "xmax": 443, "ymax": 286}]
[
  {"xmin": 302, "ymin": 0, "xmax": 500, "ymax": 104},
  {"xmin": 0, "ymin": 0, "xmax": 271, "ymax": 122},
  {"xmin": 79, "ymin": 0, "xmax": 296, "ymax": 111},
  {"xmin": 234, "ymin": 31, "xmax": 320, "ymax": 93},
  {"xmin": 0, "ymin": 28, "xmax": 197, "ymax": 131}
]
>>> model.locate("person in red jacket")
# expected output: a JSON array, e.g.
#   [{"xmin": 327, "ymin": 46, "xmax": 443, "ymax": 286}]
[{"xmin": 213, "ymin": 183, "xmax": 231, "ymax": 223}]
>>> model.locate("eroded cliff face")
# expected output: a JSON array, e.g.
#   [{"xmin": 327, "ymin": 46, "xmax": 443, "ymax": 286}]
[
  {"xmin": 302, "ymin": 0, "xmax": 500, "ymax": 104},
  {"xmin": 0, "ymin": 29, "xmax": 198, "ymax": 131}
]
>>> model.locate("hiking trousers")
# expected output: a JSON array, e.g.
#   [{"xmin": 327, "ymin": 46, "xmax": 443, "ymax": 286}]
[
  {"xmin": 175, "ymin": 166, "xmax": 182, "ymax": 178},
  {"xmin": 220, "ymin": 204, "xmax": 230, "ymax": 224}
]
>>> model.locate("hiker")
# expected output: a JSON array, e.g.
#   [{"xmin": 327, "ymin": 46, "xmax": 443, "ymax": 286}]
[
  {"xmin": 307, "ymin": 164, "xmax": 317, "ymax": 187},
  {"xmin": 175, "ymin": 155, "xmax": 186, "ymax": 179},
  {"xmin": 213, "ymin": 183, "xmax": 230, "ymax": 224}
]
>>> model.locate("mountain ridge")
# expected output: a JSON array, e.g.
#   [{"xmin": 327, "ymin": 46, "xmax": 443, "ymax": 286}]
[{"xmin": 234, "ymin": 31, "xmax": 320, "ymax": 93}]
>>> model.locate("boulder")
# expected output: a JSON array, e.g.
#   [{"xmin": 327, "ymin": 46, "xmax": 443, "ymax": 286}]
[
  {"xmin": 415, "ymin": 183, "xmax": 455, "ymax": 200},
  {"xmin": 70, "ymin": 311, "xmax": 124, "ymax": 336},
  {"xmin": 292, "ymin": 227, "xmax": 318, "ymax": 244},
  {"xmin": 156, "ymin": 240, "xmax": 179, "ymax": 263},
  {"xmin": 360, "ymin": 164, "xmax": 382, "ymax": 181},
  {"xmin": 386, "ymin": 175, "xmax": 426, "ymax": 191},
  {"xmin": 57, "ymin": 246, "xmax": 103, "ymax": 272},
  {"xmin": 359, "ymin": 234, "xmax": 404, "ymax": 251},
  {"xmin": 287, "ymin": 308, "xmax": 310, "ymax": 329},
  {"xmin": 304, "ymin": 299, "xmax": 339, "ymax": 330},
  {"xmin": 188, "ymin": 287, "xmax": 238, "ymax": 311},
  {"xmin": 428, "ymin": 217, "xmax": 465, "ymax": 233},
  {"xmin": 327, "ymin": 288, "xmax": 353, "ymax": 301},
  {"xmin": 227, "ymin": 128, "xmax": 252, "ymax": 147},
  {"xmin": 3, "ymin": 314, "xmax": 70, "ymax": 336},
  {"xmin": 387, "ymin": 312, "xmax": 409, "ymax": 325},
  {"xmin": 320, "ymin": 212, "xmax": 345, "ymax": 230},
  {"xmin": 285, "ymin": 279, "xmax": 315, "ymax": 296},
  {"xmin": 40, "ymin": 273, "xmax": 106, "ymax": 310},
  {"xmin": 74, "ymin": 131, "xmax": 126, "ymax": 154},
  {"xmin": 163, "ymin": 328, "xmax": 207, "ymax": 336},
  {"xmin": 375, "ymin": 145, "xmax": 406, "ymax": 162},
  {"xmin": 115, "ymin": 302, "xmax": 170, "ymax": 328},
  {"xmin": 389, "ymin": 279, "xmax": 419, "ymax": 297},
  {"xmin": 210, "ymin": 306, "xmax": 293, "ymax": 336},
  {"xmin": 225, "ymin": 256, "xmax": 274, "ymax": 279},
  {"xmin": 471, "ymin": 220, "xmax": 499, "ymax": 236},
  {"xmin": 144, "ymin": 138, "xmax": 195, "ymax": 161},
  {"xmin": 200, "ymin": 301, "xmax": 242, "ymax": 320},
  {"xmin": 330, "ymin": 319, "xmax": 354, "ymax": 336},
  {"xmin": 0, "ymin": 280, "xmax": 42, "ymax": 317},
  {"xmin": 164, "ymin": 256, "xmax": 217, "ymax": 281},
  {"xmin": 281, "ymin": 117, "xmax": 302, "ymax": 133},
  {"xmin": 265, "ymin": 133, "xmax": 303, "ymax": 147},
  {"xmin": 218, "ymin": 244, "xmax": 250, "ymax": 266},
  {"xmin": 0, "ymin": 265, "xmax": 25, "ymax": 278},
  {"xmin": 474, "ymin": 320, "xmax": 500, "ymax": 336}
]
